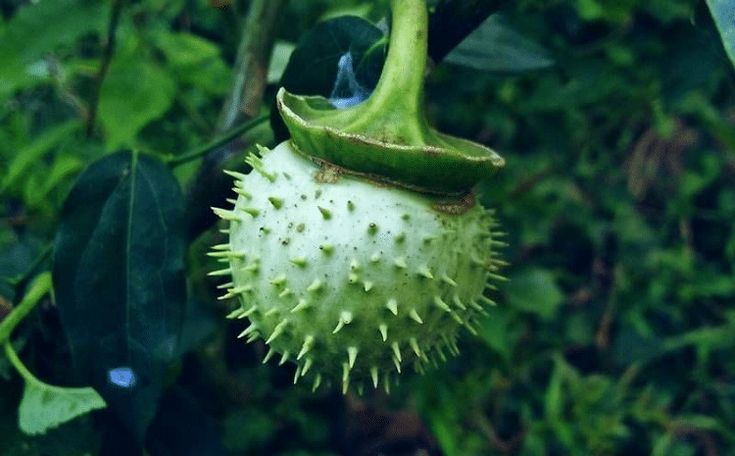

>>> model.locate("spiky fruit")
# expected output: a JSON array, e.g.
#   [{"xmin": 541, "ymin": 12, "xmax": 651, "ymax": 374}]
[
  {"xmin": 211, "ymin": 142, "xmax": 505, "ymax": 393},
  {"xmin": 210, "ymin": 0, "xmax": 507, "ymax": 393}
]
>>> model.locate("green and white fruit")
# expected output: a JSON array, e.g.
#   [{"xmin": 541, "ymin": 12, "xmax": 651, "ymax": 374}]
[
  {"xmin": 211, "ymin": 142, "xmax": 506, "ymax": 393},
  {"xmin": 210, "ymin": 0, "xmax": 507, "ymax": 394}
]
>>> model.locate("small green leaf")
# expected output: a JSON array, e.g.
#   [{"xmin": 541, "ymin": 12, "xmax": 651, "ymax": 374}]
[
  {"xmin": 504, "ymin": 268, "xmax": 564, "ymax": 319},
  {"xmin": 154, "ymin": 32, "xmax": 222, "ymax": 67},
  {"xmin": 544, "ymin": 360, "xmax": 564, "ymax": 421},
  {"xmin": 267, "ymin": 41, "xmax": 296, "ymax": 84},
  {"xmin": 4, "ymin": 342, "xmax": 106, "ymax": 437},
  {"xmin": 478, "ymin": 310, "xmax": 519, "ymax": 361},
  {"xmin": 0, "ymin": 121, "xmax": 81, "ymax": 195},
  {"xmin": 445, "ymin": 14, "xmax": 554, "ymax": 73},
  {"xmin": 707, "ymin": 0, "xmax": 735, "ymax": 67},
  {"xmin": 99, "ymin": 56, "xmax": 176, "ymax": 150},
  {"xmin": 154, "ymin": 32, "xmax": 231, "ymax": 94},
  {"xmin": 19, "ymin": 380, "xmax": 106, "ymax": 436}
]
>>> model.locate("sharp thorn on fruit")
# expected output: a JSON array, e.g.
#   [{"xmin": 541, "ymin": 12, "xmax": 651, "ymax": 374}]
[{"xmin": 409, "ymin": 309, "xmax": 424, "ymax": 324}]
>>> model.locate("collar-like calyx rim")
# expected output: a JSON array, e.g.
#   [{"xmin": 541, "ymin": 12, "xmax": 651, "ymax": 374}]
[{"xmin": 277, "ymin": 0, "xmax": 505, "ymax": 195}]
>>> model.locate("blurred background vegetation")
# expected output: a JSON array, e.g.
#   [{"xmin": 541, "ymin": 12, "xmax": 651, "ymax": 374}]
[{"xmin": 1, "ymin": 0, "xmax": 734, "ymax": 454}]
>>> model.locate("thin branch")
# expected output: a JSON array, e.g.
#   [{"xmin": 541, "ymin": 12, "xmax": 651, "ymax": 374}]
[
  {"xmin": 86, "ymin": 0, "xmax": 124, "ymax": 136},
  {"xmin": 4, "ymin": 342, "xmax": 38, "ymax": 384},
  {"xmin": 0, "ymin": 273, "xmax": 52, "ymax": 346},
  {"xmin": 166, "ymin": 114, "xmax": 269, "ymax": 168},
  {"xmin": 217, "ymin": 0, "xmax": 286, "ymax": 131}
]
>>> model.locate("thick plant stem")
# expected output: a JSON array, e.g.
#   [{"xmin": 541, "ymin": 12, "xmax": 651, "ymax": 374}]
[
  {"xmin": 0, "ymin": 272, "xmax": 52, "ymax": 345},
  {"xmin": 365, "ymin": 0, "xmax": 429, "ymax": 120}
]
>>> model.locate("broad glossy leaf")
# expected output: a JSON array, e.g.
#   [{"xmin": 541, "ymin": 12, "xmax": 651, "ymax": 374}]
[
  {"xmin": 99, "ymin": 57, "xmax": 176, "ymax": 150},
  {"xmin": 0, "ymin": 0, "xmax": 105, "ymax": 98},
  {"xmin": 279, "ymin": 16, "xmax": 385, "ymax": 97},
  {"xmin": 272, "ymin": 16, "xmax": 386, "ymax": 139},
  {"xmin": 707, "ymin": 0, "xmax": 735, "ymax": 67},
  {"xmin": 427, "ymin": 0, "xmax": 505, "ymax": 62},
  {"xmin": 53, "ymin": 151, "xmax": 186, "ymax": 440},
  {"xmin": 445, "ymin": 14, "xmax": 554, "ymax": 73},
  {"xmin": 19, "ymin": 379, "xmax": 106, "ymax": 436}
]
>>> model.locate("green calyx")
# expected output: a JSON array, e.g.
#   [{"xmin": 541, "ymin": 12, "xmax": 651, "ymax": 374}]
[{"xmin": 277, "ymin": 0, "xmax": 505, "ymax": 195}]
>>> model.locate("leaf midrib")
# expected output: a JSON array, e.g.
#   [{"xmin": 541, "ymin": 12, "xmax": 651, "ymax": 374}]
[{"xmin": 125, "ymin": 151, "xmax": 139, "ymax": 362}]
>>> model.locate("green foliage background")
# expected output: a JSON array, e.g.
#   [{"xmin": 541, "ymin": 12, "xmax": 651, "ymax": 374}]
[{"xmin": 1, "ymin": 0, "xmax": 734, "ymax": 454}]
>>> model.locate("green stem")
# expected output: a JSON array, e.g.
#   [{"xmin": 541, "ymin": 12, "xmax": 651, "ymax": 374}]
[
  {"xmin": 4, "ymin": 341, "xmax": 39, "ymax": 384},
  {"xmin": 0, "ymin": 272, "xmax": 52, "ymax": 346},
  {"xmin": 363, "ymin": 0, "xmax": 428, "ymax": 119},
  {"xmin": 166, "ymin": 114, "xmax": 269, "ymax": 168}
]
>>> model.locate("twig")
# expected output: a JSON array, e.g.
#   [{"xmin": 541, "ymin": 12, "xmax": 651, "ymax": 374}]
[
  {"xmin": 86, "ymin": 0, "xmax": 124, "ymax": 136},
  {"xmin": 47, "ymin": 56, "xmax": 89, "ymax": 121},
  {"xmin": 166, "ymin": 114, "xmax": 268, "ymax": 168},
  {"xmin": 217, "ymin": 0, "xmax": 286, "ymax": 131}
]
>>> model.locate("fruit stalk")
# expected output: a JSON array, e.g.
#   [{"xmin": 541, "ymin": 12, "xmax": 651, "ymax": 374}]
[
  {"xmin": 277, "ymin": 0, "xmax": 504, "ymax": 193},
  {"xmin": 360, "ymin": 0, "xmax": 428, "ymax": 127}
]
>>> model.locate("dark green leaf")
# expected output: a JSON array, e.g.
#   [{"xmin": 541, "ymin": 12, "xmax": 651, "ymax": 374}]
[
  {"xmin": 279, "ymin": 16, "xmax": 385, "ymax": 97},
  {"xmin": 707, "ymin": 0, "xmax": 735, "ymax": 67},
  {"xmin": 444, "ymin": 14, "xmax": 554, "ymax": 73},
  {"xmin": 53, "ymin": 151, "xmax": 186, "ymax": 440},
  {"xmin": 427, "ymin": 0, "xmax": 505, "ymax": 62},
  {"xmin": 272, "ymin": 16, "xmax": 386, "ymax": 140}
]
